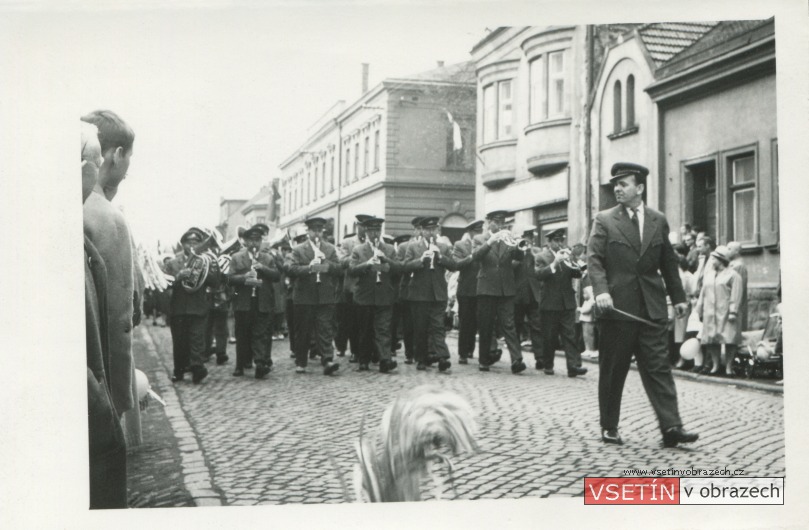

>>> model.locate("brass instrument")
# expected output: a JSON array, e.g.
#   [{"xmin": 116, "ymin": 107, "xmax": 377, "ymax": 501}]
[
  {"xmin": 311, "ymin": 237, "xmax": 326, "ymax": 283},
  {"xmin": 180, "ymin": 232, "xmax": 215, "ymax": 293},
  {"xmin": 499, "ymin": 230, "xmax": 528, "ymax": 250},
  {"xmin": 553, "ymin": 246, "xmax": 582, "ymax": 272}
]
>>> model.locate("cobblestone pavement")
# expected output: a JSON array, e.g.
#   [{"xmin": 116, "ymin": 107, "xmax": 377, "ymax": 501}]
[{"xmin": 133, "ymin": 323, "xmax": 785, "ymax": 506}]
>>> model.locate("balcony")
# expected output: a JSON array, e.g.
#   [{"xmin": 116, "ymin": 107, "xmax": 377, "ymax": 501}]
[
  {"xmin": 479, "ymin": 138, "xmax": 517, "ymax": 188},
  {"xmin": 524, "ymin": 118, "xmax": 571, "ymax": 175}
]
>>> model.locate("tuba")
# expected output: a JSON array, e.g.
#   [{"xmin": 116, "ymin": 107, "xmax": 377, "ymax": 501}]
[{"xmin": 181, "ymin": 248, "xmax": 212, "ymax": 293}]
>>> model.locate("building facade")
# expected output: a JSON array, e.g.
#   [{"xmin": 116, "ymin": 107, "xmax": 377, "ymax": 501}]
[
  {"xmin": 278, "ymin": 62, "xmax": 477, "ymax": 242},
  {"xmin": 217, "ymin": 187, "xmax": 270, "ymax": 241}
]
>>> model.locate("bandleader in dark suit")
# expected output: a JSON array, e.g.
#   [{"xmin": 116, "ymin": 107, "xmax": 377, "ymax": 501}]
[
  {"xmin": 587, "ymin": 162, "xmax": 698, "ymax": 448},
  {"xmin": 471, "ymin": 210, "xmax": 527, "ymax": 374},
  {"xmin": 286, "ymin": 217, "xmax": 341, "ymax": 375},
  {"xmin": 535, "ymin": 228, "xmax": 588, "ymax": 377}
]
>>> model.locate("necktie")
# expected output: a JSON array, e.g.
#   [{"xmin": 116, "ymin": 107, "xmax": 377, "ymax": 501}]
[{"xmin": 630, "ymin": 208, "xmax": 641, "ymax": 244}]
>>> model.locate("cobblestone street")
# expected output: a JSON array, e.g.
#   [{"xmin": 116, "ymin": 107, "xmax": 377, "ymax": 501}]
[{"xmin": 132, "ymin": 323, "xmax": 785, "ymax": 506}]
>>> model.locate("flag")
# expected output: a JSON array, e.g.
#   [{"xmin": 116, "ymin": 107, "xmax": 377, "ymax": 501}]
[{"xmin": 446, "ymin": 111, "xmax": 463, "ymax": 151}]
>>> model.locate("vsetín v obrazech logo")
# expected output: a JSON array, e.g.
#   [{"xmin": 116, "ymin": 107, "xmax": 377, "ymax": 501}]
[{"xmin": 583, "ymin": 477, "xmax": 784, "ymax": 505}]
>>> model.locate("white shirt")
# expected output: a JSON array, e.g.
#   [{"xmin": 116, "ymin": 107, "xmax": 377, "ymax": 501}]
[{"xmin": 625, "ymin": 202, "xmax": 645, "ymax": 244}]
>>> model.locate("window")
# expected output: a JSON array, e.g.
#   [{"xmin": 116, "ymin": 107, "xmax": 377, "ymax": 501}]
[
  {"xmin": 547, "ymin": 51, "xmax": 566, "ymax": 118},
  {"xmin": 529, "ymin": 57, "xmax": 544, "ymax": 123},
  {"xmin": 613, "ymin": 80, "xmax": 622, "ymax": 134},
  {"xmin": 256, "ymin": 216, "xmax": 266, "ymax": 225},
  {"xmin": 330, "ymin": 155, "xmax": 335, "ymax": 191},
  {"xmin": 446, "ymin": 120, "xmax": 465, "ymax": 168},
  {"xmin": 626, "ymin": 75, "xmax": 635, "ymax": 127},
  {"xmin": 374, "ymin": 130, "xmax": 380, "ymax": 170},
  {"xmin": 482, "ymin": 84, "xmax": 497, "ymax": 143},
  {"xmin": 354, "ymin": 142, "xmax": 359, "ymax": 180},
  {"xmin": 363, "ymin": 136, "xmax": 370, "ymax": 176},
  {"xmin": 729, "ymin": 154, "xmax": 756, "ymax": 243},
  {"xmin": 498, "ymin": 80, "xmax": 513, "ymax": 139},
  {"xmin": 345, "ymin": 148, "xmax": 350, "ymax": 186}
]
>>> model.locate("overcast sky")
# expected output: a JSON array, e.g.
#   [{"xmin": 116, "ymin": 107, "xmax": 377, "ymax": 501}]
[{"xmin": 9, "ymin": 1, "xmax": 493, "ymax": 248}]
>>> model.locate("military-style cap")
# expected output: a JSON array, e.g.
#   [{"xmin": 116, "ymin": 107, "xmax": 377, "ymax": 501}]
[
  {"xmin": 355, "ymin": 214, "xmax": 374, "ymax": 224},
  {"xmin": 711, "ymin": 245, "xmax": 732, "ymax": 265},
  {"xmin": 610, "ymin": 162, "xmax": 649, "ymax": 183},
  {"xmin": 304, "ymin": 217, "xmax": 328, "ymax": 228},
  {"xmin": 545, "ymin": 228, "xmax": 566, "ymax": 240},
  {"xmin": 419, "ymin": 216, "xmax": 440, "ymax": 228},
  {"xmin": 382, "ymin": 234, "xmax": 394, "ymax": 244},
  {"xmin": 486, "ymin": 210, "xmax": 509, "ymax": 221},
  {"xmin": 522, "ymin": 225, "xmax": 537, "ymax": 237},
  {"xmin": 241, "ymin": 225, "xmax": 265, "ymax": 240},
  {"xmin": 181, "ymin": 226, "xmax": 207, "ymax": 243},
  {"xmin": 253, "ymin": 223, "xmax": 270, "ymax": 236},
  {"xmin": 394, "ymin": 234, "xmax": 411, "ymax": 245},
  {"xmin": 360, "ymin": 216, "xmax": 385, "ymax": 228},
  {"xmin": 465, "ymin": 220, "xmax": 484, "ymax": 232},
  {"xmin": 343, "ymin": 232, "xmax": 356, "ymax": 239},
  {"xmin": 411, "ymin": 216, "xmax": 425, "ymax": 227},
  {"xmin": 293, "ymin": 233, "xmax": 309, "ymax": 244}
]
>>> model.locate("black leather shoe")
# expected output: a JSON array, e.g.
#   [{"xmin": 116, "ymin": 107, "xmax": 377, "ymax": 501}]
[
  {"xmin": 511, "ymin": 361, "xmax": 527, "ymax": 374},
  {"xmin": 438, "ymin": 359, "xmax": 451, "ymax": 372},
  {"xmin": 336, "ymin": 351, "xmax": 346, "ymax": 357},
  {"xmin": 416, "ymin": 362, "xmax": 427, "ymax": 371},
  {"xmin": 458, "ymin": 357, "xmax": 468, "ymax": 365},
  {"xmin": 490, "ymin": 349, "xmax": 502, "ymax": 363},
  {"xmin": 662, "ymin": 426, "xmax": 699, "ymax": 448},
  {"xmin": 404, "ymin": 357, "xmax": 414, "ymax": 365},
  {"xmin": 358, "ymin": 363, "xmax": 370, "ymax": 372},
  {"xmin": 543, "ymin": 368, "xmax": 555, "ymax": 376},
  {"xmin": 379, "ymin": 359, "xmax": 398, "ymax": 373},
  {"xmin": 568, "ymin": 367, "xmax": 588, "ymax": 378},
  {"xmin": 602, "ymin": 428, "xmax": 623, "ymax": 445},
  {"xmin": 216, "ymin": 355, "xmax": 229, "ymax": 365},
  {"xmin": 191, "ymin": 365, "xmax": 208, "ymax": 384},
  {"xmin": 478, "ymin": 364, "xmax": 490, "ymax": 372},
  {"xmin": 349, "ymin": 354, "xmax": 358, "ymax": 363},
  {"xmin": 232, "ymin": 367, "xmax": 244, "ymax": 377},
  {"xmin": 535, "ymin": 360, "xmax": 544, "ymax": 370},
  {"xmin": 171, "ymin": 372, "xmax": 184, "ymax": 383},
  {"xmin": 324, "ymin": 361, "xmax": 340, "ymax": 375},
  {"xmin": 255, "ymin": 364, "xmax": 270, "ymax": 379}
]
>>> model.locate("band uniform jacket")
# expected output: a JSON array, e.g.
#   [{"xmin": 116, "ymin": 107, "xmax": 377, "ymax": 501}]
[
  {"xmin": 165, "ymin": 252, "xmax": 222, "ymax": 316},
  {"xmin": 514, "ymin": 248, "xmax": 544, "ymax": 305},
  {"xmin": 228, "ymin": 248, "xmax": 280, "ymax": 313},
  {"xmin": 349, "ymin": 240, "xmax": 399, "ymax": 306},
  {"xmin": 404, "ymin": 238, "xmax": 467, "ymax": 302},
  {"xmin": 471, "ymin": 232, "xmax": 525, "ymax": 297},
  {"xmin": 338, "ymin": 235, "xmax": 363, "ymax": 301},
  {"xmin": 534, "ymin": 247, "xmax": 582, "ymax": 310},
  {"xmin": 452, "ymin": 237, "xmax": 481, "ymax": 298},
  {"xmin": 397, "ymin": 238, "xmax": 418, "ymax": 301},
  {"xmin": 286, "ymin": 239, "xmax": 340, "ymax": 305},
  {"xmin": 587, "ymin": 205, "xmax": 686, "ymax": 321}
]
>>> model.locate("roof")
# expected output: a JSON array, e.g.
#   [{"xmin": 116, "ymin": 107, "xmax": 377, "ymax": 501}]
[
  {"xmin": 636, "ymin": 22, "xmax": 719, "ymax": 68},
  {"xmin": 663, "ymin": 19, "xmax": 772, "ymax": 67},
  {"xmin": 239, "ymin": 186, "xmax": 270, "ymax": 213},
  {"xmin": 396, "ymin": 61, "xmax": 476, "ymax": 85}
]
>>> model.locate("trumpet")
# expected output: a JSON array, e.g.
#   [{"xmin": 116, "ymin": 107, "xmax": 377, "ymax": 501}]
[
  {"xmin": 498, "ymin": 230, "xmax": 529, "ymax": 250},
  {"xmin": 552, "ymin": 246, "xmax": 582, "ymax": 272},
  {"xmin": 311, "ymin": 237, "xmax": 326, "ymax": 283}
]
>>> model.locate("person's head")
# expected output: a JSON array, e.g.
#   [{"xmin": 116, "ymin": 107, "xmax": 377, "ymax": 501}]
[
  {"xmin": 420, "ymin": 217, "xmax": 440, "ymax": 240},
  {"xmin": 545, "ymin": 228, "xmax": 567, "ymax": 252},
  {"xmin": 80, "ymin": 110, "xmax": 135, "ymax": 191},
  {"xmin": 680, "ymin": 223, "xmax": 692, "ymax": 237},
  {"xmin": 304, "ymin": 217, "xmax": 327, "ymax": 242},
  {"xmin": 362, "ymin": 218, "xmax": 384, "ymax": 242},
  {"xmin": 464, "ymin": 220, "xmax": 484, "ymax": 241},
  {"xmin": 81, "ymin": 121, "xmax": 102, "ymax": 203},
  {"xmin": 711, "ymin": 246, "xmax": 731, "ymax": 271},
  {"xmin": 609, "ymin": 162, "xmax": 648, "ymax": 208},
  {"xmin": 571, "ymin": 243, "xmax": 586, "ymax": 259},
  {"xmin": 683, "ymin": 232, "xmax": 695, "ymax": 248},
  {"xmin": 486, "ymin": 210, "xmax": 508, "ymax": 233},
  {"xmin": 180, "ymin": 228, "xmax": 205, "ymax": 255},
  {"xmin": 356, "ymin": 214, "xmax": 374, "ymax": 240},
  {"xmin": 239, "ymin": 226, "xmax": 264, "ymax": 253},
  {"xmin": 410, "ymin": 216, "xmax": 424, "ymax": 238},
  {"xmin": 727, "ymin": 241, "xmax": 742, "ymax": 260},
  {"xmin": 696, "ymin": 236, "xmax": 714, "ymax": 256}
]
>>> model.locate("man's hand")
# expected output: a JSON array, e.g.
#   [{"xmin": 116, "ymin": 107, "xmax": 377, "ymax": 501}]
[
  {"xmin": 596, "ymin": 293, "xmax": 614, "ymax": 312},
  {"xmin": 553, "ymin": 248, "xmax": 571, "ymax": 266},
  {"xmin": 674, "ymin": 302, "xmax": 689, "ymax": 319},
  {"xmin": 487, "ymin": 231, "xmax": 501, "ymax": 244}
]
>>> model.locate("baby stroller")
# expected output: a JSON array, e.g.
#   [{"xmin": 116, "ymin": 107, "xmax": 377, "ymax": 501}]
[{"xmin": 734, "ymin": 306, "xmax": 783, "ymax": 379}]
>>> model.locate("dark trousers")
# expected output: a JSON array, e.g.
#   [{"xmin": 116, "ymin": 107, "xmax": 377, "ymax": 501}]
[
  {"xmin": 598, "ymin": 319, "xmax": 682, "ymax": 431},
  {"xmin": 89, "ymin": 444, "xmax": 127, "ymax": 509},
  {"xmin": 401, "ymin": 300, "xmax": 414, "ymax": 359},
  {"xmin": 285, "ymin": 298, "xmax": 295, "ymax": 353},
  {"xmin": 293, "ymin": 304, "xmax": 335, "ymax": 368},
  {"xmin": 356, "ymin": 304, "xmax": 393, "ymax": 365},
  {"xmin": 477, "ymin": 295, "xmax": 522, "ymax": 366},
  {"xmin": 205, "ymin": 308, "xmax": 229, "ymax": 357},
  {"xmin": 335, "ymin": 295, "xmax": 360, "ymax": 355},
  {"xmin": 170, "ymin": 314, "xmax": 207, "ymax": 376},
  {"xmin": 411, "ymin": 301, "xmax": 450, "ymax": 364},
  {"xmin": 515, "ymin": 300, "xmax": 543, "ymax": 361},
  {"xmin": 541, "ymin": 309, "xmax": 580, "ymax": 371},
  {"xmin": 457, "ymin": 296, "xmax": 477, "ymax": 359},
  {"xmin": 234, "ymin": 299, "xmax": 272, "ymax": 369},
  {"xmin": 391, "ymin": 300, "xmax": 403, "ymax": 352}
]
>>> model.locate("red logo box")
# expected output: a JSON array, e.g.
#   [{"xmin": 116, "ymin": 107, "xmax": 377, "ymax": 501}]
[{"xmin": 584, "ymin": 478, "xmax": 680, "ymax": 505}]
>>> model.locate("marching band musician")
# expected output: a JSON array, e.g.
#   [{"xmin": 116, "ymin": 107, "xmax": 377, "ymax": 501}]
[
  {"xmin": 286, "ymin": 217, "xmax": 341, "ymax": 375},
  {"xmin": 287, "ymin": 233, "xmax": 309, "ymax": 358},
  {"xmin": 534, "ymin": 228, "xmax": 588, "ymax": 378},
  {"xmin": 253, "ymin": 223, "xmax": 286, "ymax": 363},
  {"xmin": 164, "ymin": 227, "xmax": 222, "ymax": 384},
  {"xmin": 404, "ymin": 216, "xmax": 468, "ymax": 372},
  {"xmin": 452, "ymin": 219, "xmax": 485, "ymax": 364},
  {"xmin": 228, "ymin": 225, "xmax": 280, "ymax": 379},
  {"xmin": 337, "ymin": 215, "xmax": 372, "ymax": 363},
  {"xmin": 397, "ymin": 217, "xmax": 424, "ymax": 364},
  {"xmin": 472, "ymin": 210, "xmax": 527, "ymax": 374},
  {"xmin": 513, "ymin": 226, "xmax": 545, "ymax": 370},
  {"xmin": 204, "ymin": 232, "xmax": 231, "ymax": 366},
  {"xmin": 348, "ymin": 217, "xmax": 400, "ymax": 373}
]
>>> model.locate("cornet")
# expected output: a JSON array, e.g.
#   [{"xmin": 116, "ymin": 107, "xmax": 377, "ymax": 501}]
[{"xmin": 499, "ymin": 230, "xmax": 529, "ymax": 250}]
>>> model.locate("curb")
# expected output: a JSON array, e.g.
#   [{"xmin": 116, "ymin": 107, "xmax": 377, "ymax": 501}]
[
  {"xmin": 444, "ymin": 330, "xmax": 783, "ymax": 395},
  {"xmin": 140, "ymin": 327, "xmax": 225, "ymax": 506}
]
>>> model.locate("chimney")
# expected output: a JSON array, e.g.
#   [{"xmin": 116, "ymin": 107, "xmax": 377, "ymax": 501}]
[
  {"xmin": 437, "ymin": 60, "xmax": 445, "ymax": 68},
  {"xmin": 361, "ymin": 63, "xmax": 369, "ymax": 94}
]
